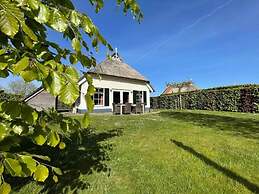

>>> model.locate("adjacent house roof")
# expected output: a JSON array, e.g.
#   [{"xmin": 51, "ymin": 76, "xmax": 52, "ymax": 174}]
[
  {"xmin": 88, "ymin": 53, "xmax": 148, "ymax": 82},
  {"xmin": 162, "ymin": 81, "xmax": 198, "ymax": 95}
]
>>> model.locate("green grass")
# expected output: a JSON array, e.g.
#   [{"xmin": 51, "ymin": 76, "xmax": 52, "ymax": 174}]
[{"xmin": 13, "ymin": 110, "xmax": 259, "ymax": 194}]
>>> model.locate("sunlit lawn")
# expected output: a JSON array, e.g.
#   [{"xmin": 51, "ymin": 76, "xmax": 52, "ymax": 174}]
[{"xmin": 14, "ymin": 110, "xmax": 259, "ymax": 194}]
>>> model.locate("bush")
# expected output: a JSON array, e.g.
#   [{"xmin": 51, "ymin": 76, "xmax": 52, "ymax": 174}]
[{"xmin": 151, "ymin": 85, "xmax": 259, "ymax": 113}]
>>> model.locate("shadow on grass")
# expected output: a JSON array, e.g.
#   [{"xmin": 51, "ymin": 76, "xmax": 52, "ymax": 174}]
[
  {"xmin": 11, "ymin": 128, "xmax": 123, "ymax": 194},
  {"xmin": 171, "ymin": 139, "xmax": 259, "ymax": 193},
  {"xmin": 160, "ymin": 111, "xmax": 259, "ymax": 139}
]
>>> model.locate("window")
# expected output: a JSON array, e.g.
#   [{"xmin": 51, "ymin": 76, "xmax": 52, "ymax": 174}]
[
  {"xmin": 133, "ymin": 90, "xmax": 142, "ymax": 104},
  {"xmin": 143, "ymin": 91, "xmax": 147, "ymax": 105},
  {"xmin": 93, "ymin": 88, "xmax": 104, "ymax": 105}
]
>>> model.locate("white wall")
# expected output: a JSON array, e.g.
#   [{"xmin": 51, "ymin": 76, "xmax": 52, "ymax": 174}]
[{"xmin": 77, "ymin": 75, "xmax": 152, "ymax": 111}]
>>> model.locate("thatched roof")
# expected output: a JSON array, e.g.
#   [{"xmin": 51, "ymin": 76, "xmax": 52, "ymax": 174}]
[
  {"xmin": 162, "ymin": 81, "xmax": 198, "ymax": 95},
  {"xmin": 88, "ymin": 54, "xmax": 148, "ymax": 81}
]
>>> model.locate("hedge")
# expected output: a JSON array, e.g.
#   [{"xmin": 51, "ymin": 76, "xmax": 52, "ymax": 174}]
[{"xmin": 151, "ymin": 85, "xmax": 259, "ymax": 113}]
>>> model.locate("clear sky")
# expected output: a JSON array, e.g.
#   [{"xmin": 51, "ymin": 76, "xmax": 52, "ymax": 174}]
[{"xmin": 1, "ymin": 0, "xmax": 259, "ymax": 96}]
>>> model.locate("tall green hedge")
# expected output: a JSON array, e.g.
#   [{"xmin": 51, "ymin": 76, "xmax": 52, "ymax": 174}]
[{"xmin": 151, "ymin": 85, "xmax": 259, "ymax": 113}]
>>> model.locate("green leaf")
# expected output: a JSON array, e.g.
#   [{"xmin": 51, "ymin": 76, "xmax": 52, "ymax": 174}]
[
  {"xmin": 85, "ymin": 73, "xmax": 93, "ymax": 84},
  {"xmin": 33, "ymin": 164, "xmax": 49, "ymax": 182},
  {"xmin": 71, "ymin": 38, "xmax": 81, "ymax": 52},
  {"xmin": 0, "ymin": 63, "xmax": 8, "ymax": 71},
  {"xmin": 52, "ymin": 167, "xmax": 62, "ymax": 175},
  {"xmin": 21, "ymin": 69, "xmax": 39, "ymax": 82},
  {"xmin": 92, "ymin": 38, "xmax": 98, "ymax": 48},
  {"xmin": 53, "ymin": 175, "xmax": 58, "ymax": 183},
  {"xmin": 35, "ymin": 4, "xmax": 50, "ymax": 24},
  {"xmin": 0, "ymin": 49, "xmax": 5, "ymax": 55},
  {"xmin": 0, "ymin": 182, "xmax": 11, "ymax": 194},
  {"xmin": 23, "ymin": 35, "xmax": 34, "ymax": 49},
  {"xmin": 82, "ymin": 113, "xmax": 90, "ymax": 128},
  {"xmin": 2, "ymin": 101, "xmax": 21, "ymax": 118},
  {"xmin": 45, "ymin": 71, "xmax": 63, "ymax": 96},
  {"xmin": 0, "ymin": 1, "xmax": 21, "ymax": 37},
  {"xmin": 0, "ymin": 70, "xmax": 9, "ymax": 78},
  {"xmin": 81, "ymin": 16, "xmax": 93, "ymax": 34},
  {"xmin": 49, "ymin": 9, "xmax": 68, "ymax": 32},
  {"xmin": 0, "ymin": 124, "xmax": 6, "ymax": 141},
  {"xmin": 20, "ymin": 155, "xmax": 37, "ymax": 175},
  {"xmin": 21, "ymin": 22, "xmax": 38, "ymax": 41},
  {"xmin": 86, "ymin": 94, "xmax": 94, "ymax": 112},
  {"xmin": 27, "ymin": 0, "xmax": 40, "ymax": 10},
  {"xmin": 59, "ymin": 142, "xmax": 66, "ymax": 150},
  {"xmin": 21, "ymin": 104, "xmax": 38, "ymax": 124},
  {"xmin": 59, "ymin": 81, "xmax": 79, "ymax": 105},
  {"xmin": 12, "ymin": 57, "xmax": 29, "ymax": 74},
  {"xmin": 32, "ymin": 155, "xmax": 50, "ymax": 162},
  {"xmin": 47, "ymin": 132, "xmax": 60, "ymax": 147},
  {"xmin": 4, "ymin": 158, "xmax": 22, "ymax": 176},
  {"xmin": 87, "ymin": 85, "xmax": 95, "ymax": 96},
  {"xmin": 65, "ymin": 67, "xmax": 79, "ymax": 82},
  {"xmin": 79, "ymin": 54, "xmax": 92, "ymax": 67},
  {"xmin": 69, "ymin": 53, "xmax": 78, "ymax": 64},
  {"xmin": 37, "ymin": 63, "xmax": 49, "ymax": 79},
  {"xmin": 70, "ymin": 10, "xmax": 81, "ymax": 27},
  {"xmin": 33, "ymin": 134, "xmax": 46, "ymax": 146},
  {"xmin": 0, "ymin": 163, "xmax": 4, "ymax": 174}
]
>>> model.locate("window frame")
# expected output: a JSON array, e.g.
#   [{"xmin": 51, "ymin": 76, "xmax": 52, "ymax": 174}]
[{"xmin": 93, "ymin": 88, "xmax": 104, "ymax": 106}]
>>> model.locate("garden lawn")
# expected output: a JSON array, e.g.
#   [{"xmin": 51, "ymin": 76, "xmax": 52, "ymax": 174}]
[{"xmin": 14, "ymin": 110, "xmax": 259, "ymax": 194}]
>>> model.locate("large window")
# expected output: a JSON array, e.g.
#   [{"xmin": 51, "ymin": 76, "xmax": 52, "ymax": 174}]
[
  {"xmin": 93, "ymin": 88, "xmax": 104, "ymax": 105},
  {"xmin": 133, "ymin": 90, "xmax": 142, "ymax": 104}
]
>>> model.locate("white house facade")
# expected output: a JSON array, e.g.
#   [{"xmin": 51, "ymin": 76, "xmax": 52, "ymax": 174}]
[{"xmin": 76, "ymin": 54, "xmax": 154, "ymax": 113}]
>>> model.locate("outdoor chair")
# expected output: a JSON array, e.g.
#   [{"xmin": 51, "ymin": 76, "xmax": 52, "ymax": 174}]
[
  {"xmin": 134, "ymin": 103, "xmax": 144, "ymax": 114},
  {"xmin": 113, "ymin": 103, "xmax": 121, "ymax": 115},
  {"xmin": 123, "ymin": 103, "xmax": 132, "ymax": 114}
]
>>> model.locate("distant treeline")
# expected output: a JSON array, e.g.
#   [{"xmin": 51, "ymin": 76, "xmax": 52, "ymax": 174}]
[
  {"xmin": 151, "ymin": 84, "xmax": 259, "ymax": 113},
  {"xmin": 0, "ymin": 90, "xmax": 22, "ymax": 101}
]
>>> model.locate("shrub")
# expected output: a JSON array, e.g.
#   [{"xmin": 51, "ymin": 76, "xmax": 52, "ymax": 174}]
[{"xmin": 151, "ymin": 85, "xmax": 259, "ymax": 113}]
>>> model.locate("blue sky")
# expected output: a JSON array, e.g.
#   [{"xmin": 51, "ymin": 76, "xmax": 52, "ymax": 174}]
[{"xmin": 1, "ymin": 0, "xmax": 259, "ymax": 96}]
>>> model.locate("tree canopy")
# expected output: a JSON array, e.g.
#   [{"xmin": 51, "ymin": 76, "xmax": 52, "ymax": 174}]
[{"xmin": 0, "ymin": 0, "xmax": 142, "ymax": 192}]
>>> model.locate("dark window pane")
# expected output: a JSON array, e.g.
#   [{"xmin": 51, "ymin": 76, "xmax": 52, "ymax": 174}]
[
  {"xmin": 144, "ymin": 91, "xmax": 147, "ymax": 105},
  {"xmin": 133, "ymin": 91, "xmax": 138, "ymax": 104},
  {"xmin": 105, "ymin": 88, "xmax": 109, "ymax": 106}
]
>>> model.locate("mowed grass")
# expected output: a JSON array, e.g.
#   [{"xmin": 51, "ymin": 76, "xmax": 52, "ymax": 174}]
[{"xmin": 14, "ymin": 110, "xmax": 259, "ymax": 194}]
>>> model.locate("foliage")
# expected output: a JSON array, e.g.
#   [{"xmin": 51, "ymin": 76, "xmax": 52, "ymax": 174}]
[
  {"xmin": 0, "ymin": 0, "xmax": 142, "ymax": 192},
  {"xmin": 6, "ymin": 79, "xmax": 37, "ymax": 98},
  {"xmin": 152, "ymin": 85, "xmax": 259, "ymax": 113}
]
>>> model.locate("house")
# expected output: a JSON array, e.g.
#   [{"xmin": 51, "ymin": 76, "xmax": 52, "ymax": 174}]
[
  {"xmin": 25, "ymin": 53, "xmax": 154, "ymax": 113},
  {"xmin": 162, "ymin": 80, "xmax": 198, "ymax": 95}
]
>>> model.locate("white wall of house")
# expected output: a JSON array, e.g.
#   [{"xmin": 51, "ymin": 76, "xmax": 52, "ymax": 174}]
[{"xmin": 76, "ymin": 75, "xmax": 153, "ymax": 112}]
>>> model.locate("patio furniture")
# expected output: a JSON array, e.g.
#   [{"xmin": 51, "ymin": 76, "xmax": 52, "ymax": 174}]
[
  {"xmin": 113, "ymin": 103, "xmax": 121, "ymax": 115},
  {"xmin": 133, "ymin": 103, "xmax": 144, "ymax": 114},
  {"xmin": 123, "ymin": 103, "xmax": 132, "ymax": 114}
]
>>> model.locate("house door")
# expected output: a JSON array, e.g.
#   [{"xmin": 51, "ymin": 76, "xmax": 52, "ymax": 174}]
[{"xmin": 113, "ymin": 91, "xmax": 121, "ymax": 104}]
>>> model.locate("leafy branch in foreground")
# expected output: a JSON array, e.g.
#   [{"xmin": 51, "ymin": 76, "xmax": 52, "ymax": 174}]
[{"xmin": 0, "ymin": 0, "xmax": 142, "ymax": 192}]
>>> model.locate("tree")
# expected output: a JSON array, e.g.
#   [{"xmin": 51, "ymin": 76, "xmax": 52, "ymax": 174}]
[
  {"xmin": 7, "ymin": 79, "xmax": 37, "ymax": 98},
  {"xmin": 0, "ymin": 0, "xmax": 142, "ymax": 192}
]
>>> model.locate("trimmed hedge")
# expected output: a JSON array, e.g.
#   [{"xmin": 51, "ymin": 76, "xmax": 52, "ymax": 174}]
[{"xmin": 151, "ymin": 85, "xmax": 259, "ymax": 113}]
